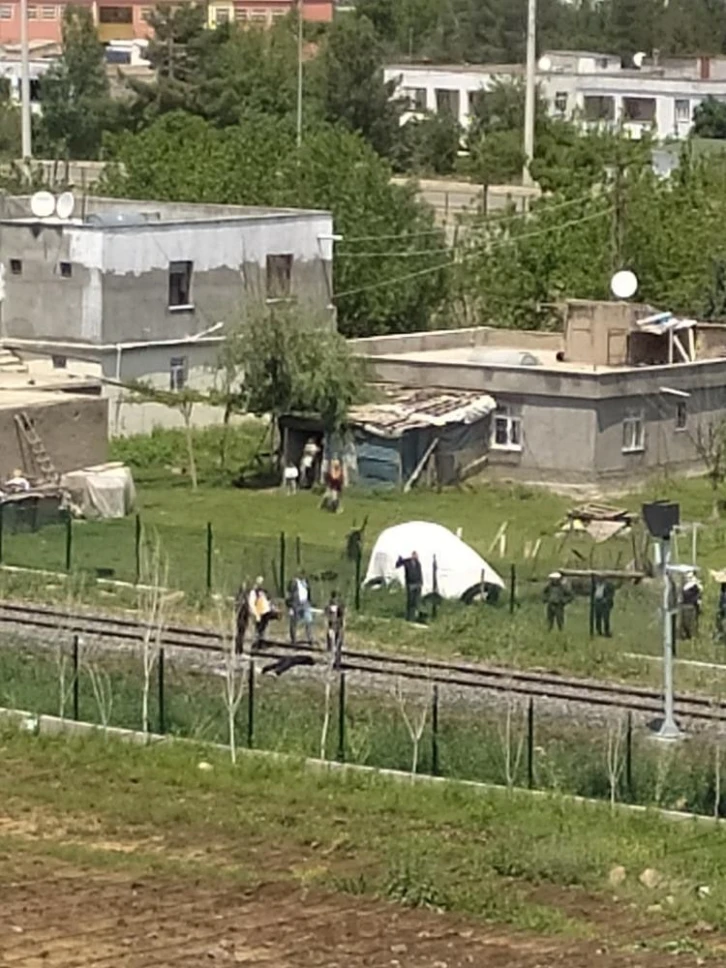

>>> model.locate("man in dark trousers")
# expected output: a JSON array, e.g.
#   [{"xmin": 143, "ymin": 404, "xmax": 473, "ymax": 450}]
[
  {"xmin": 543, "ymin": 571, "xmax": 573, "ymax": 631},
  {"xmin": 593, "ymin": 576, "xmax": 615, "ymax": 637},
  {"xmin": 396, "ymin": 550, "xmax": 423, "ymax": 622},
  {"xmin": 325, "ymin": 590, "xmax": 345, "ymax": 669}
]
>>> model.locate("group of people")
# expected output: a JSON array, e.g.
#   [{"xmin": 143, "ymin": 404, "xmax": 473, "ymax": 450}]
[
  {"xmin": 235, "ymin": 571, "xmax": 345, "ymax": 666},
  {"xmin": 283, "ymin": 438, "xmax": 344, "ymax": 513}
]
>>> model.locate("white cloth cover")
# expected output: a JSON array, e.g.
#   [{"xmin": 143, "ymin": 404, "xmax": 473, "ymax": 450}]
[
  {"xmin": 363, "ymin": 520, "xmax": 504, "ymax": 600},
  {"xmin": 61, "ymin": 462, "xmax": 136, "ymax": 519}
]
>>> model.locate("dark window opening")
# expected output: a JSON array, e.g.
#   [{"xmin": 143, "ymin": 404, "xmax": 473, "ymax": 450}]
[
  {"xmin": 98, "ymin": 5, "xmax": 133, "ymax": 23},
  {"xmin": 266, "ymin": 253, "xmax": 293, "ymax": 299},
  {"xmin": 59, "ymin": 261, "xmax": 72, "ymax": 278},
  {"xmin": 52, "ymin": 355, "xmax": 67, "ymax": 369},
  {"xmin": 9, "ymin": 258, "xmax": 21, "ymax": 275},
  {"xmin": 583, "ymin": 95, "xmax": 615, "ymax": 122},
  {"xmin": 168, "ymin": 260, "xmax": 193, "ymax": 308},
  {"xmin": 170, "ymin": 356, "xmax": 188, "ymax": 391},
  {"xmin": 676, "ymin": 401, "xmax": 687, "ymax": 430},
  {"xmin": 623, "ymin": 96, "xmax": 656, "ymax": 123},
  {"xmin": 435, "ymin": 87, "xmax": 460, "ymax": 118}
]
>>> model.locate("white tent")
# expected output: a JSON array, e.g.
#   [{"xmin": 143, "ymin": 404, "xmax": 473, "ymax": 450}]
[{"xmin": 363, "ymin": 521, "xmax": 504, "ymax": 600}]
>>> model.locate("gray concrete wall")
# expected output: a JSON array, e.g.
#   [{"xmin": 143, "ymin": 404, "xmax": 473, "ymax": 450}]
[
  {"xmin": 0, "ymin": 394, "xmax": 108, "ymax": 479},
  {"xmin": 351, "ymin": 326, "xmax": 562, "ymax": 357}
]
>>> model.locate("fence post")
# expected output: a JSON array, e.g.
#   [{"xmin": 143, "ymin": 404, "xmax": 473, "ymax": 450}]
[
  {"xmin": 157, "ymin": 647, "xmax": 166, "ymax": 735},
  {"xmin": 354, "ymin": 545, "xmax": 362, "ymax": 612},
  {"xmin": 72, "ymin": 633, "xmax": 80, "ymax": 721},
  {"xmin": 64, "ymin": 511, "xmax": 73, "ymax": 572},
  {"xmin": 589, "ymin": 574, "xmax": 596, "ymax": 637},
  {"xmin": 134, "ymin": 514, "xmax": 142, "ymax": 584},
  {"xmin": 0, "ymin": 502, "xmax": 4, "ymax": 565},
  {"xmin": 279, "ymin": 531, "xmax": 286, "ymax": 597},
  {"xmin": 431, "ymin": 684, "xmax": 439, "ymax": 776},
  {"xmin": 509, "ymin": 563, "xmax": 516, "ymax": 614},
  {"xmin": 206, "ymin": 522, "xmax": 213, "ymax": 593},
  {"xmin": 295, "ymin": 535, "xmax": 301, "ymax": 567},
  {"xmin": 246, "ymin": 660, "xmax": 255, "ymax": 748},
  {"xmin": 625, "ymin": 710, "xmax": 633, "ymax": 801},
  {"xmin": 527, "ymin": 698, "xmax": 535, "ymax": 788},
  {"xmin": 432, "ymin": 555, "xmax": 439, "ymax": 620},
  {"xmin": 337, "ymin": 672, "xmax": 346, "ymax": 762}
]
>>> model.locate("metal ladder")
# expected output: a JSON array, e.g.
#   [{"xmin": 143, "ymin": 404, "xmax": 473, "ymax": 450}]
[{"xmin": 14, "ymin": 411, "xmax": 59, "ymax": 484}]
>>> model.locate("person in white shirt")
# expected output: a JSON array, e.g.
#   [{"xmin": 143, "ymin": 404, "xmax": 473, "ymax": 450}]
[
  {"xmin": 283, "ymin": 462, "xmax": 299, "ymax": 495},
  {"xmin": 5, "ymin": 468, "xmax": 30, "ymax": 493},
  {"xmin": 286, "ymin": 570, "xmax": 313, "ymax": 645},
  {"xmin": 299, "ymin": 438, "xmax": 320, "ymax": 489}
]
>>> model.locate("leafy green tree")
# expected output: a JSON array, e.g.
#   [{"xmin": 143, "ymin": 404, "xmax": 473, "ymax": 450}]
[
  {"xmin": 693, "ymin": 97, "xmax": 726, "ymax": 139},
  {"xmin": 470, "ymin": 129, "xmax": 524, "ymax": 189},
  {"xmin": 392, "ymin": 111, "xmax": 461, "ymax": 175},
  {"xmin": 101, "ymin": 112, "xmax": 449, "ymax": 337},
  {"xmin": 38, "ymin": 6, "xmax": 119, "ymax": 159}
]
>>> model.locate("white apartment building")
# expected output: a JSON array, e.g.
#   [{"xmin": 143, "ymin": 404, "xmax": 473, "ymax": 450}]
[{"xmin": 384, "ymin": 50, "xmax": 726, "ymax": 141}]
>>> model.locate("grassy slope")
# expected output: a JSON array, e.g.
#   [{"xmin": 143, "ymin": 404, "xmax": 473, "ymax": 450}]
[{"xmin": 3, "ymin": 727, "xmax": 726, "ymax": 953}]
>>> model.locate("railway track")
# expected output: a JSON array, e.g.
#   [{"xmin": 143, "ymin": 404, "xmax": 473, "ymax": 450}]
[{"xmin": 1, "ymin": 599, "xmax": 724, "ymax": 725}]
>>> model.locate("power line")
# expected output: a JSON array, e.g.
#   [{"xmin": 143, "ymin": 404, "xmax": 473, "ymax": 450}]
[{"xmin": 333, "ymin": 208, "xmax": 613, "ymax": 301}]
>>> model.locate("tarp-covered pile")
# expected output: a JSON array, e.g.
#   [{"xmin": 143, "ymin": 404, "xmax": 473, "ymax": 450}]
[{"xmin": 61, "ymin": 462, "xmax": 136, "ymax": 520}]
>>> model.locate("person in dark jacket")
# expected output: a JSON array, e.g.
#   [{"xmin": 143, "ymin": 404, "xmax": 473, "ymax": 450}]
[
  {"xmin": 543, "ymin": 571, "xmax": 573, "ymax": 631},
  {"xmin": 593, "ymin": 577, "xmax": 616, "ymax": 637},
  {"xmin": 396, "ymin": 551, "xmax": 423, "ymax": 622},
  {"xmin": 680, "ymin": 571, "xmax": 702, "ymax": 639},
  {"xmin": 717, "ymin": 583, "xmax": 726, "ymax": 643},
  {"xmin": 325, "ymin": 590, "xmax": 345, "ymax": 669}
]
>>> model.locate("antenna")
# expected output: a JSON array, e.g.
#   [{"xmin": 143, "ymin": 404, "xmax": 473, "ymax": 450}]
[
  {"xmin": 633, "ymin": 51, "xmax": 646, "ymax": 69},
  {"xmin": 29, "ymin": 190, "xmax": 54, "ymax": 219},
  {"xmin": 610, "ymin": 269, "xmax": 638, "ymax": 300},
  {"xmin": 55, "ymin": 191, "xmax": 75, "ymax": 220},
  {"xmin": 538, "ymin": 54, "xmax": 552, "ymax": 72}
]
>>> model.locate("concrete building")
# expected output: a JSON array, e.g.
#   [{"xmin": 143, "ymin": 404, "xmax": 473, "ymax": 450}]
[
  {"xmin": 351, "ymin": 301, "xmax": 726, "ymax": 487},
  {"xmin": 0, "ymin": 0, "xmax": 332, "ymax": 46},
  {"xmin": 385, "ymin": 50, "xmax": 726, "ymax": 142},
  {"xmin": 0, "ymin": 195, "xmax": 335, "ymax": 435}
]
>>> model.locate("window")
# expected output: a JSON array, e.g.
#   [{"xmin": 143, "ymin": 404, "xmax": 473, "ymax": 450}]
[
  {"xmin": 583, "ymin": 95, "xmax": 614, "ymax": 122},
  {"xmin": 676, "ymin": 401, "xmax": 687, "ymax": 431},
  {"xmin": 622, "ymin": 96, "xmax": 656, "ymax": 123},
  {"xmin": 169, "ymin": 356, "xmax": 188, "ymax": 391},
  {"xmin": 41, "ymin": 6, "xmax": 56, "ymax": 18},
  {"xmin": 435, "ymin": 87, "xmax": 460, "ymax": 118},
  {"xmin": 9, "ymin": 258, "xmax": 21, "ymax": 275},
  {"xmin": 0, "ymin": 6, "xmax": 13, "ymax": 19},
  {"xmin": 234, "ymin": 6, "xmax": 247, "ymax": 19},
  {"xmin": 59, "ymin": 261, "xmax": 72, "ymax": 278},
  {"xmin": 105, "ymin": 48, "xmax": 132, "ymax": 64},
  {"xmin": 675, "ymin": 98, "xmax": 691, "ymax": 123},
  {"xmin": 98, "ymin": 5, "xmax": 133, "ymax": 23},
  {"xmin": 402, "ymin": 87, "xmax": 427, "ymax": 112},
  {"xmin": 622, "ymin": 412, "xmax": 645, "ymax": 453},
  {"xmin": 27, "ymin": 5, "xmax": 37, "ymax": 17},
  {"xmin": 491, "ymin": 406, "xmax": 522, "ymax": 451},
  {"xmin": 52, "ymin": 355, "xmax": 67, "ymax": 369},
  {"xmin": 214, "ymin": 6, "xmax": 230, "ymax": 23},
  {"xmin": 553, "ymin": 91, "xmax": 567, "ymax": 115},
  {"xmin": 266, "ymin": 253, "xmax": 293, "ymax": 299},
  {"xmin": 168, "ymin": 260, "xmax": 193, "ymax": 308},
  {"xmin": 249, "ymin": 9, "xmax": 268, "ymax": 21}
]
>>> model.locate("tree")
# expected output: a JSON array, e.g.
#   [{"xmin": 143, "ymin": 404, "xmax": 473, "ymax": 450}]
[
  {"xmin": 137, "ymin": 528, "xmax": 172, "ymax": 739},
  {"xmin": 693, "ymin": 97, "xmax": 726, "ymax": 140},
  {"xmin": 38, "ymin": 7, "xmax": 118, "ymax": 159},
  {"xmin": 392, "ymin": 112, "xmax": 461, "ymax": 175},
  {"xmin": 321, "ymin": 13, "xmax": 403, "ymax": 158}
]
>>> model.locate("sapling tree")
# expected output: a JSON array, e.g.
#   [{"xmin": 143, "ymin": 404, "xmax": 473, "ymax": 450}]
[
  {"xmin": 137, "ymin": 527, "xmax": 172, "ymax": 739},
  {"xmin": 394, "ymin": 677, "xmax": 431, "ymax": 777},
  {"xmin": 694, "ymin": 418, "xmax": 726, "ymax": 517},
  {"xmin": 319, "ymin": 645, "xmax": 338, "ymax": 761},
  {"xmin": 218, "ymin": 592, "xmax": 247, "ymax": 763},
  {"xmin": 83, "ymin": 641, "xmax": 114, "ymax": 732},
  {"xmin": 605, "ymin": 712, "xmax": 627, "ymax": 810},
  {"xmin": 497, "ymin": 688, "xmax": 527, "ymax": 789},
  {"xmin": 51, "ymin": 576, "xmax": 85, "ymax": 720}
]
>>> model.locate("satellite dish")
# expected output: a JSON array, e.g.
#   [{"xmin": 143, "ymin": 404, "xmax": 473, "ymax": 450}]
[
  {"xmin": 55, "ymin": 191, "xmax": 75, "ymax": 220},
  {"xmin": 611, "ymin": 269, "xmax": 639, "ymax": 300},
  {"xmin": 30, "ymin": 191, "xmax": 55, "ymax": 219},
  {"xmin": 538, "ymin": 55, "xmax": 552, "ymax": 72},
  {"xmin": 633, "ymin": 51, "xmax": 646, "ymax": 69}
]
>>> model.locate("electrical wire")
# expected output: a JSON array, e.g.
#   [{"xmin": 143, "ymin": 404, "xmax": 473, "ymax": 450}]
[{"xmin": 333, "ymin": 207, "xmax": 614, "ymax": 301}]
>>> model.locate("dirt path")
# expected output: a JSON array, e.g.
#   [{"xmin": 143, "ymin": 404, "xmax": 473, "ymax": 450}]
[{"xmin": 0, "ymin": 857, "xmax": 709, "ymax": 968}]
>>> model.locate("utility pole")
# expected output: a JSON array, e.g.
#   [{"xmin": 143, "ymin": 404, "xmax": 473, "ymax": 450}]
[
  {"xmin": 656, "ymin": 538, "xmax": 681, "ymax": 741},
  {"xmin": 296, "ymin": 0, "xmax": 304, "ymax": 150},
  {"xmin": 20, "ymin": 0, "xmax": 31, "ymax": 161},
  {"xmin": 522, "ymin": 0, "xmax": 536, "ymax": 186}
]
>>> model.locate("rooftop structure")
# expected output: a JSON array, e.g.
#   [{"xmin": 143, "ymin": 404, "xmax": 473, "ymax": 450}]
[{"xmin": 384, "ymin": 50, "xmax": 726, "ymax": 142}]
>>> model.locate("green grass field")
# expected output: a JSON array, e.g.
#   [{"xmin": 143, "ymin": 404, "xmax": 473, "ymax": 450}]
[{"xmin": 4, "ymin": 425, "xmax": 726, "ymax": 690}]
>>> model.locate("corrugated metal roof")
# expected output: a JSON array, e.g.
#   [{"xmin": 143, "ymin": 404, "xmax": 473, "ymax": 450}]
[{"xmin": 349, "ymin": 386, "xmax": 496, "ymax": 439}]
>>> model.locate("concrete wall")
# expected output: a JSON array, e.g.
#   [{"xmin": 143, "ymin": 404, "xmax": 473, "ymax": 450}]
[
  {"xmin": 351, "ymin": 326, "xmax": 563, "ymax": 357},
  {"xmin": 0, "ymin": 394, "xmax": 108, "ymax": 479}
]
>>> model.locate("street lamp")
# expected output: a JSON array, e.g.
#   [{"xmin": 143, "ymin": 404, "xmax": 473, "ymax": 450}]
[{"xmin": 642, "ymin": 501, "xmax": 685, "ymax": 741}]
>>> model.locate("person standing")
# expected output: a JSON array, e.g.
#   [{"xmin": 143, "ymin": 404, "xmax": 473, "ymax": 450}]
[
  {"xmin": 716, "ymin": 582, "xmax": 726, "ymax": 643},
  {"xmin": 321, "ymin": 459, "xmax": 344, "ymax": 513},
  {"xmin": 396, "ymin": 551, "xmax": 423, "ymax": 622},
  {"xmin": 680, "ymin": 570, "xmax": 702, "ymax": 640},
  {"xmin": 283, "ymin": 462, "xmax": 299, "ymax": 495},
  {"xmin": 300, "ymin": 438, "xmax": 320, "ymax": 489},
  {"xmin": 543, "ymin": 572, "xmax": 572, "ymax": 631},
  {"xmin": 286, "ymin": 570, "xmax": 313, "ymax": 646},
  {"xmin": 325, "ymin": 590, "xmax": 345, "ymax": 669},
  {"xmin": 593, "ymin": 576, "xmax": 615, "ymax": 637},
  {"xmin": 248, "ymin": 575, "xmax": 273, "ymax": 647}
]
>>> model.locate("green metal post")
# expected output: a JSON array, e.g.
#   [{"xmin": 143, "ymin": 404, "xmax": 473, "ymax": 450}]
[
  {"xmin": 431, "ymin": 684, "xmax": 439, "ymax": 776},
  {"xmin": 246, "ymin": 661, "xmax": 255, "ymax": 748},
  {"xmin": 279, "ymin": 531, "xmax": 286, "ymax": 597},
  {"xmin": 354, "ymin": 545, "xmax": 362, "ymax": 612},
  {"xmin": 432, "ymin": 555, "xmax": 439, "ymax": 620},
  {"xmin": 527, "ymin": 698, "xmax": 535, "ymax": 789},
  {"xmin": 589, "ymin": 574, "xmax": 596, "ymax": 637},
  {"xmin": 625, "ymin": 710, "xmax": 633, "ymax": 802},
  {"xmin": 134, "ymin": 514, "xmax": 141, "ymax": 584},
  {"xmin": 509, "ymin": 563, "xmax": 516, "ymax": 614},
  {"xmin": 295, "ymin": 535, "xmax": 301, "ymax": 566},
  {"xmin": 0, "ymin": 501, "xmax": 4, "ymax": 564},
  {"xmin": 72, "ymin": 633, "xmax": 80, "ymax": 721},
  {"xmin": 336, "ymin": 672, "xmax": 346, "ymax": 762},
  {"xmin": 206, "ymin": 522, "xmax": 213, "ymax": 592},
  {"xmin": 64, "ymin": 512, "xmax": 72, "ymax": 572},
  {"xmin": 158, "ymin": 647, "xmax": 166, "ymax": 735}
]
